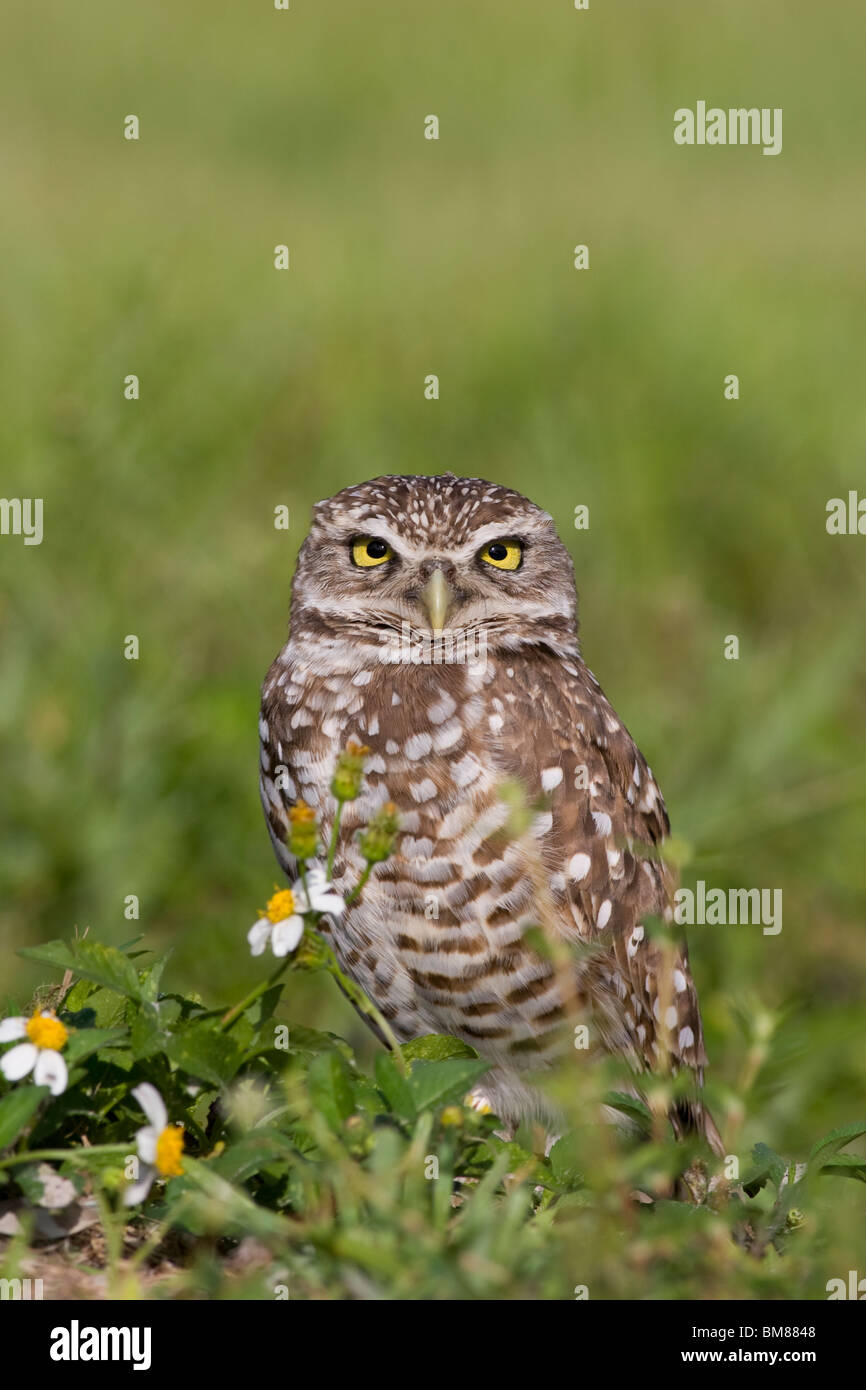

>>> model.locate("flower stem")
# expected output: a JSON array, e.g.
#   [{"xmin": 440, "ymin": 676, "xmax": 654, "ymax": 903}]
[
  {"xmin": 326, "ymin": 802, "xmax": 344, "ymax": 878},
  {"xmin": 317, "ymin": 936, "xmax": 408, "ymax": 1075},
  {"xmin": 0, "ymin": 1143, "xmax": 130, "ymax": 1171},
  {"xmin": 345, "ymin": 862, "xmax": 373, "ymax": 905},
  {"xmin": 220, "ymin": 957, "xmax": 291, "ymax": 1031}
]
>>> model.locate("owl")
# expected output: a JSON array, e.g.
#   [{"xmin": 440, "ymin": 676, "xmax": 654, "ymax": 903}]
[{"xmin": 259, "ymin": 473, "xmax": 720, "ymax": 1147}]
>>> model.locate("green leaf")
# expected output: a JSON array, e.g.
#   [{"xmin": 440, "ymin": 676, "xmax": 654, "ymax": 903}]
[
  {"xmin": 165, "ymin": 1023, "xmax": 244, "ymax": 1087},
  {"xmin": 0, "ymin": 1086, "xmax": 45, "ymax": 1150},
  {"xmin": 603, "ymin": 1090, "xmax": 653, "ymax": 1131},
  {"xmin": 14, "ymin": 1164, "xmax": 46, "ymax": 1204},
  {"xmin": 210, "ymin": 1128, "xmax": 297, "ymax": 1185},
  {"xmin": 281, "ymin": 1025, "xmax": 351, "ymax": 1059},
  {"xmin": 742, "ymin": 1141, "xmax": 787, "ymax": 1196},
  {"xmin": 64, "ymin": 985, "xmax": 127, "ymax": 1029},
  {"xmin": 19, "ymin": 938, "xmax": 144, "ymax": 1002},
  {"xmin": 374, "ymin": 1052, "xmax": 416, "ymax": 1121},
  {"xmin": 307, "ymin": 1051, "xmax": 356, "ymax": 1133},
  {"xmin": 407, "ymin": 1057, "xmax": 490, "ymax": 1113},
  {"xmin": 160, "ymin": 1160, "xmax": 290, "ymax": 1242},
  {"xmin": 63, "ymin": 978, "xmax": 96, "ymax": 1012},
  {"xmin": 485, "ymin": 1136, "xmax": 550, "ymax": 1185},
  {"xmin": 241, "ymin": 984, "xmax": 284, "ymax": 1030},
  {"xmin": 352, "ymin": 1076, "xmax": 389, "ymax": 1118},
  {"xmin": 807, "ymin": 1121, "xmax": 866, "ymax": 1168},
  {"xmin": 818, "ymin": 1154, "xmax": 866, "ymax": 1183},
  {"xmin": 128, "ymin": 999, "xmax": 180, "ymax": 1059},
  {"xmin": 139, "ymin": 950, "xmax": 173, "ymax": 1004},
  {"xmin": 64, "ymin": 1027, "xmax": 128, "ymax": 1067},
  {"xmin": 400, "ymin": 1033, "xmax": 479, "ymax": 1063},
  {"xmin": 548, "ymin": 1133, "xmax": 584, "ymax": 1192}
]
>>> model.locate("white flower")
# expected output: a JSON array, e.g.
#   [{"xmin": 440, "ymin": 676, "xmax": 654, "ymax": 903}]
[
  {"xmin": 247, "ymin": 867, "xmax": 344, "ymax": 959},
  {"xmin": 123, "ymin": 1083, "xmax": 185, "ymax": 1207},
  {"xmin": 0, "ymin": 1011, "xmax": 69, "ymax": 1096}
]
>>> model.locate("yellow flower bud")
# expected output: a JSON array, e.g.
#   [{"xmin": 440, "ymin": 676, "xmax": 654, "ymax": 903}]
[
  {"xmin": 359, "ymin": 801, "xmax": 400, "ymax": 864},
  {"xmin": 331, "ymin": 742, "xmax": 370, "ymax": 802},
  {"xmin": 287, "ymin": 801, "xmax": 320, "ymax": 860}
]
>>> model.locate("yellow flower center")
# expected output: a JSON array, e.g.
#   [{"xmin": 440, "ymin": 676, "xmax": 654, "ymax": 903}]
[
  {"xmin": 26, "ymin": 1012, "xmax": 69, "ymax": 1051},
  {"xmin": 288, "ymin": 801, "xmax": 316, "ymax": 825},
  {"xmin": 263, "ymin": 888, "xmax": 296, "ymax": 923},
  {"xmin": 156, "ymin": 1124, "xmax": 185, "ymax": 1177}
]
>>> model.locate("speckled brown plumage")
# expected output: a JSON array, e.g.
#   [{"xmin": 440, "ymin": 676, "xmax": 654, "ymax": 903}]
[{"xmin": 259, "ymin": 473, "xmax": 718, "ymax": 1139}]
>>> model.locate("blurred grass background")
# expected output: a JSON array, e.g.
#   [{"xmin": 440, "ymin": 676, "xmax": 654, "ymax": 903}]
[{"xmin": 1, "ymin": 0, "xmax": 864, "ymax": 1280}]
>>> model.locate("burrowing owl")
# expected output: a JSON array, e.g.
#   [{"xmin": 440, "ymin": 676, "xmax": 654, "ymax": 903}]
[{"xmin": 260, "ymin": 473, "xmax": 718, "ymax": 1143}]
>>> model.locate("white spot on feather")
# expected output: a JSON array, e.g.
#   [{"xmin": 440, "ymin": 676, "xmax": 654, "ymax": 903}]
[
  {"xmin": 530, "ymin": 811, "xmax": 553, "ymax": 838},
  {"xmin": 404, "ymin": 732, "xmax": 433, "ymax": 760},
  {"xmin": 568, "ymin": 853, "xmax": 591, "ymax": 882},
  {"xmin": 452, "ymin": 754, "xmax": 481, "ymax": 788},
  {"xmin": 427, "ymin": 694, "xmax": 456, "ymax": 724},
  {"xmin": 627, "ymin": 925, "xmax": 644, "ymax": 958},
  {"xmin": 410, "ymin": 778, "xmax": 437, "ymax": 803},
  {"xmin": 433, "ymin": 719, "xmax": 463, "ymax": 751}
]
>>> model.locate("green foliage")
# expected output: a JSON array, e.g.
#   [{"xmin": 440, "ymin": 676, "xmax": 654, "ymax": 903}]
[
  {"xmin": 20, "ymin": 938, "xmax": 147, "ymax": 1002},
  {"xmin": 1, "ymin": 935, "xmax": 864, "ymax": 1299},
  {"xmin": 0, "ymin": 1088, "xmax": 45, "ymax": 1151}
]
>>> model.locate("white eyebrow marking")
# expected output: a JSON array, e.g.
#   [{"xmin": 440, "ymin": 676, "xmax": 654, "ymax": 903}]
[{"xmin": 324, "ymin": 516, "xmax": 550, "ymax": 564}]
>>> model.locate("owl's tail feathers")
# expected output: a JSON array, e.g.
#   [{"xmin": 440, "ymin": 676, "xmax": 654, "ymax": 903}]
[{"xmin": 671, "ymin": 1097, "xmax": 726, "ymax": 1158}]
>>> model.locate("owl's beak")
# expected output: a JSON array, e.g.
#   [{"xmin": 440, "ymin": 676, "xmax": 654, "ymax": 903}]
[{"xmin": 421, "ymin": 568, "xmax": 452, "ymax": 633}]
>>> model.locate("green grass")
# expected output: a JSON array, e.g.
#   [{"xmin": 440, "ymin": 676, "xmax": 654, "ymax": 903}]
[{"xmin": 1, "ymin": 0, "xmax": 864, "ymax": 1297}]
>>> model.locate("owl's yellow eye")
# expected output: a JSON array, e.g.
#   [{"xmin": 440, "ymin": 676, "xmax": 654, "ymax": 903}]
[
  {"xmin": 479, "ymin": 539, "xmax": 523, "ymax": 571},
  {"xmin": 351, "ymin": 536, "xmax": 394, "ymax": 568}
]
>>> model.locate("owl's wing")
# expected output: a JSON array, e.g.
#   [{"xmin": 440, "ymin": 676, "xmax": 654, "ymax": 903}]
[
  {"xmin": 499, "ymin": 653, "xmax": 710, "ymax": 1090},
  {"xmin": 258, "ymin": 673, "xmax": 306, "ymax": 880}
]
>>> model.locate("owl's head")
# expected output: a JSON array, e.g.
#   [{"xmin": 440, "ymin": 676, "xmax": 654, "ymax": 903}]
[{"xmin": 289, "ymin": 474, "xmax": 579, "ymax": 662}]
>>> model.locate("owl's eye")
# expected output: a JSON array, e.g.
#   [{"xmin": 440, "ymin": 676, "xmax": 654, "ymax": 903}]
[
  {"xmin": 351, "ymin": 536, "xmax": 394, "ymax": 568},
  {"xmin": 479, "ymin": 538, "xmax": 523, "ymax": 571}
]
